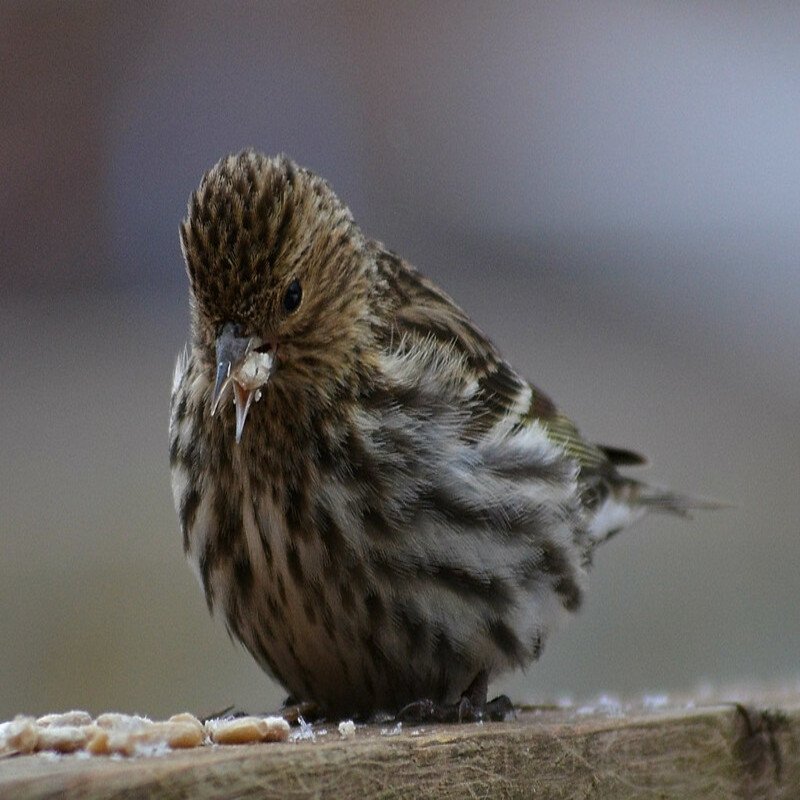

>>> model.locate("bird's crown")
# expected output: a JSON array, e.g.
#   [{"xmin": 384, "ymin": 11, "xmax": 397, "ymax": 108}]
[{"xmin": 180, "ymin": 150, "xmax": 360, "ymax": 338}]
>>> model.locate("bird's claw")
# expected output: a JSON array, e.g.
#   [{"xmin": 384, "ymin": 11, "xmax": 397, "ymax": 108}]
[{"xmin": 395, "ymin": 693, "xmax": 515, "ymax": 724}]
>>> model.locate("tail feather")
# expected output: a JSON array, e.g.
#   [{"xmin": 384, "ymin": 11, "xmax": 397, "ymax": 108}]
[
  {"xmin": 588, "ymin": 478, "xmax": 725, "ymax": 546},
  {"xmin": 635, "ymin": 484, "xmax": 727, "ymax": 518}
]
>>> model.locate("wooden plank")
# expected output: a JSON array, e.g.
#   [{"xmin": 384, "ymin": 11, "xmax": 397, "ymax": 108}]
[{"xmin": 1, "ymin": 697, "xmax": 798, "ymax": 799}]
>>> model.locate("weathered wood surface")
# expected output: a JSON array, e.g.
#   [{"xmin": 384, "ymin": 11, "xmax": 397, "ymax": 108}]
[{"xmin": 1, "ymin": 695, "xmax": 798, "ymax": 799}]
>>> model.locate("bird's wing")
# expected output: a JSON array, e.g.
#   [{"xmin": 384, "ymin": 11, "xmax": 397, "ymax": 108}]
[
  {"xmin": 375, "ymin": 249, "xmax": 627, "ymax": 478},
  {"xmin": 373, "ymin": 249, "xmax": 714, "ymax": 548}
]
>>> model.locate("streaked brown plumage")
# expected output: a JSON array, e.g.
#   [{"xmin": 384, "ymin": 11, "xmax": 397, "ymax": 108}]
[{"xmin": 169, "ymin": 150, "xmax": 707, "ymax": 719}]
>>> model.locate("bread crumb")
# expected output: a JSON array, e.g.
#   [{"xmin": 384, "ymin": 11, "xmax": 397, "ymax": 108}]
[
  {"xmin": 206, "ymin": 715, "xmax": 290, "ymax": 745},
  {"xmin": 380, "ymin": 722, "xmax": 402, "ymax": 737},
  {"xmin": 290, "ymin": 716, "xmax": 316, "ymax": 742},
  {"xmin": 0, "ymin": 716, "xmax": 37, "ymax": 757},
  {"xmin": 87, "ymin": 719, "xmax": 205, "ymax": 756},
  {"xmin": 35, "ymin": 725, "xmax": 91, "ymax": 753},
  {"xmin": 95, "ymin": 713, "xmax": 153, "ymax": 731},
  {"xmin": 36, "ymin": 711, "xmax": 93, "ymax": 728},
  {"xmin": 0, "ymin": 710, "xmax": 288, "ymax": 757}
]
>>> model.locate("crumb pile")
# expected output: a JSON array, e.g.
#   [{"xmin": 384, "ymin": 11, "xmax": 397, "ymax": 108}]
[{"xmin": 0, "ymin": 711, "xmax": 298, "ymax": 758}]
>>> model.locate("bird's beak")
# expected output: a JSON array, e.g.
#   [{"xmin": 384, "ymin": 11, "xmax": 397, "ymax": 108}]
[
  {"xmin": 231, "ymin": 380, "xmax": 256, "ymax": 444},
  {"xmin": 210, "ymin": 323, "xmax": 256, "ymax": 443}
]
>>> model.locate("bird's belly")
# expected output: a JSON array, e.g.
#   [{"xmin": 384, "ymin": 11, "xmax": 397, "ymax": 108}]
[
  {"xmin": 215, "ymin": 510, "xmax": 483, "ymax": 715},
  {"xmin": 209, "ymin": 510, "xmax": 565, "ymax": 716},
  {"xmin": 183, "ymin": 443, "xmax": 579, "ymax": 716}
]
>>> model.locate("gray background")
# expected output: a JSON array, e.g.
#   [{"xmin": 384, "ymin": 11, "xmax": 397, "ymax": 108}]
[{"xmin": 1, "ymin": 1, "xmax": 798, "ymax": 720}]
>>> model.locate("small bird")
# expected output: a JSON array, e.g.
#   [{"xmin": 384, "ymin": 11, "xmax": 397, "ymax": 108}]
[{"xmin": 170, "ymin": 150, "xmax": 709, "ymax": 721}]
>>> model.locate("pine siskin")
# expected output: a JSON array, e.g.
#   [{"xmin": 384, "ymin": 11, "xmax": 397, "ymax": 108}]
[{"xmin": 170, "ymin": 150, "xmax": 710, "ymax": 721}]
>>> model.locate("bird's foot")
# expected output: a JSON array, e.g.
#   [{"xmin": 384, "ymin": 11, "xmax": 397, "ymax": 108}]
[
  {"xmin": 395, "ymin": 670, "xmax": 516, "ymax": 723},
  {"xmin": 484, "ymin": 693, "xmax": 516, "ymax": 720},
  {"xmin": 395, "ymin": 693, "xmax": 514, "ymax": 723}
]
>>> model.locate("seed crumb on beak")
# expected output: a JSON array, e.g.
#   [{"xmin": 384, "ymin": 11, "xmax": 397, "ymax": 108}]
[{"xmin": 237, "ymin": 350, "xmax": 273, "ymax": 391}]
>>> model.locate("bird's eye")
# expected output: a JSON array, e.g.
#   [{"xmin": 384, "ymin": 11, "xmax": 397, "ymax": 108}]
[{"xmin": 283, "ymin": 279, "xmax": 302, "ymax": 313}]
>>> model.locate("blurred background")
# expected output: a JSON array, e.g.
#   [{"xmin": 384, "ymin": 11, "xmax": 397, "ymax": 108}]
[{"xmin": 1, "ymin": 1, "xmax": 798, "ymax": 720}]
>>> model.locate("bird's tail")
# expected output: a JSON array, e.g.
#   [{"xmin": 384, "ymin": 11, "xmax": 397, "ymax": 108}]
[
  {"xmin": 634, "ymin": 482, "xmax": 726, "ymax": 517},
  {"xmin": 588, "ymin": 478, "xmax": 725, "ymax": 546}
]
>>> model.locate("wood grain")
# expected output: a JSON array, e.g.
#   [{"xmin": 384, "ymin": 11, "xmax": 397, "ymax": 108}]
[{"xmin": 1, "ymin": 696, "xmax": 797, "ymax": 799}]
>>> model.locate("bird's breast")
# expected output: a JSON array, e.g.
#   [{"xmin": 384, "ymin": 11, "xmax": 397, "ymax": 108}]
[{"xmin": 170, "ymin": 351, "xmax": 590, "ymax": 715}]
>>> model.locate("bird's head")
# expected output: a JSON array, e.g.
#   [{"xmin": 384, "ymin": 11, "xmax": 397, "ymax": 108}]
[{"xmin": 180, "ymin": 150, "xmax": 377, "ymax": 442}]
